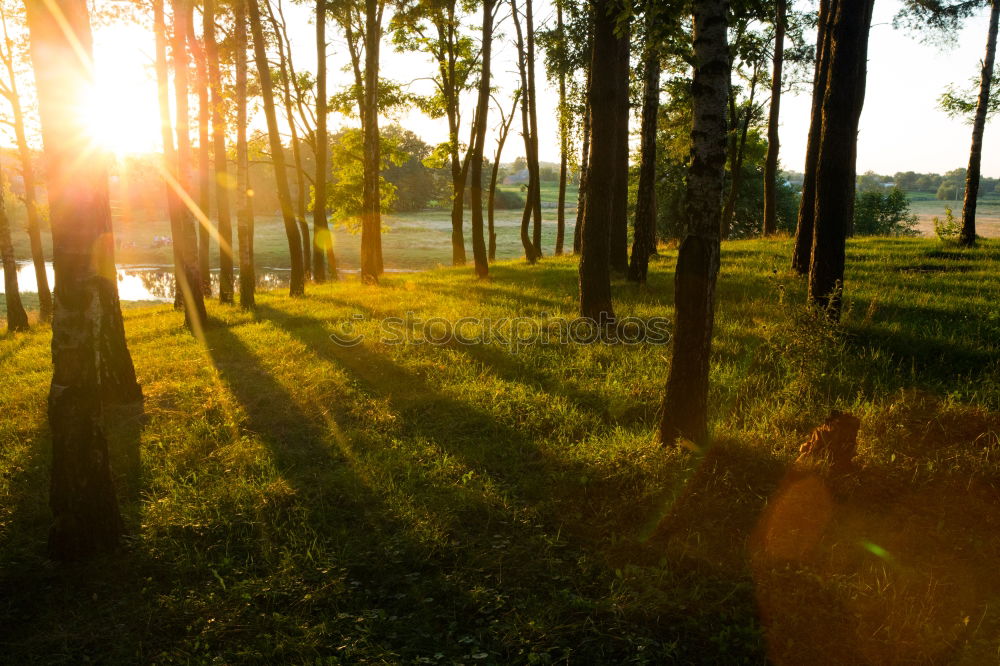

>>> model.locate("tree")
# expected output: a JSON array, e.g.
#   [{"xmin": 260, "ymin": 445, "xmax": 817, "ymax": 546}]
[
  {"xmin": 959, "ymin": 0, "xmax": 1000, "ymax": 246},
  {"xmin": 659, "ymin": 0, "xmax": 729, "ymax": 446},
  {"xmin": 762, "ymin": 0, "xmax": 786, "ymax": 236},
  {"xmin": 555, "ymin": 0, "xmax": 568, "ymax": 255},
  {"xmin": 578, "ymin": 0, "xmax": 621, "ymax": 320},
  {"xmin": 466, "ymin": 0, "xmax": 494, "ymax": 278},
  {"xmin": 313, "ymin": 0, "xmax": 337, "ymax": 281},
  {"xmin": 392, "ymin": 0, "xmax": 477, "ymax": 266},
  {"xmin": 808, "ymin": 0, "xmax": 875, "ymax": 314},
  {"xmin": 0, "ymin": 9, "xmax": 51, "ymax": 322},
  {"xmin": 488, "ymin": 91, "xmax": 520, "ymax": 260},
  {"xmin": 26, "ymin": 0, "xmax": 142, "ymax": 559},
  {"xmin": 608, "ymin": 20, "xmax": 629, "ymax": 274},
  {"xmin": 510, "ymin": 0, "xmax": 542, "ymax": 262},
  {"xmin": 204, "ymin": 0, "xmax": 235, "ymax": 303},
  {"xmin": 247, "ymin": 0, "xmax": 305, "ymax": 295},
  {"xmin": 0, "ymin": 174, "xmax": 28, "ymax": 332},
  {"xmin": 235, "ymin": 0, "xmax": 256, "ymax": 308},
  {"xmin": 791, "ymin": 0, "xmax": 831, "ymax": 275},
  {"xmin": 627, "ymin": 1, "xmax": 662, "ymax": 284},
  {"xmin": 188, "ymin": 13, "xmax": 212, "ymax": 296},
  {"xmin": 155, "ymin": 0, "xmax": 207, "ymax": 329}
]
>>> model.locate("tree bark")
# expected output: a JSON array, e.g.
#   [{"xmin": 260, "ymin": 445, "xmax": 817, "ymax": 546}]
[
  {"xmin": 808, "ymin": 0, "xmax": 874, "ymax": 315},
  {"xmin": 961, "ymin": 0, "xmax": 1000, "ymax": 247},
  {"xmin": 169, "ymin": 0, "xmax": 208, "ymax": 327},
  {"xmin": 573, "ymin": 96, "xmax": 590, "ymax": 254},
  {"xmin": 234, "ymin": 0, "xmax": 255, "ymax": 308},
  {"xmin": 762, "ymin": 0, "xmax": 786, "ymax": 236},
  {"xmin": 721, "ymin": 70, "xmax": 757, "ymax": 238},
  {"xmin": 488, "ymin": 92, "xmax": 519, "ymax": 261},
  {"xmin": 609, "ymin": 24, "xmax": 630, "ymax": 274},
  {"xmin": 247, "ymin": 0, "xmax": 305, "ymax": 295},
  {"xmin": 525, "ymin": 0, "xmax": 542, "ymax": 257},
  {"xmin": 313, "ymin": 0, "xmax": 336, "ymax": 282},
  {"xmin": 628, "ymin": 6, "xmax": 660, "ymax": 284},
  {"xmin": 27, "ymin": 0, "xmax": 142, "ymax": 560},
  {"xmin": 188, "ymin": 18, "xmax": 212, "ymax": 297},
  {"xmin": 0, "ymin": 24, "xmax": 51, "ymax": 322},
  {"xmin": 204, "ymin": 0, "xmax": 234, "ymax": 303},
  {"xmin": 265, "ymin": 0, "xmax": 312, "ymax": 281},
  {"xmin": 469, "ymin": 0, "xmax": 493, "ymax": 279},
  {"xmin": 357, "ymin": 0, "xmax": 385, "ymax": 283},
  {"xmin": 0, "ymin": 188, "xmax": 28, "ymax": 332},
  {"xmin": 791, "ymin": 0, "xmax": 832, "ymax": 274},
  {"xmin": 511, "ymin": 0, "xmax": 538, "ymax": 263},
  {"xmin": 555, "ymin": 1, "xmax": 567, "ymax": 255},
  {"xmin": 578, "ymin": 0, "xmax": 619, "ymax": 321},
  {"xmin": 659, "ymin": 0, "xmax": 729, "ymax": 447}
]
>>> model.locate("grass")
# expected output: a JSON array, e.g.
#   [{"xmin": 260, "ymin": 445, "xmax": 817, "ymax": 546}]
[{"xmin": 2, "ymin": 238, "xmax": 1000, "ymax": 663}]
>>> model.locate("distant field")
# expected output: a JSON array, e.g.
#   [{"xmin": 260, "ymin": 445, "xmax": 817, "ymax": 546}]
[{"xmin": 906, "ymin": 193, "xmax": 1000, "ymax": 238}]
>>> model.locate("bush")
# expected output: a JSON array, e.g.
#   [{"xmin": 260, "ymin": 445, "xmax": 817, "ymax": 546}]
[
  {"xmin": 492, "ymin": 189, "xmax": 525, "ymax": 210},
  {"xmin": 933, "ymin": 207, "xmax": 961, "ymax": 241},
  {"xmin": 853, "ymin": 187, "xmax": 919, "ymax": 237}
]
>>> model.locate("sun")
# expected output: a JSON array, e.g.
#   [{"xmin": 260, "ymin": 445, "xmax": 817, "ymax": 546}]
[{"xmin": 81, "ymin": 24, "xmax": 161, "ymax": 157}]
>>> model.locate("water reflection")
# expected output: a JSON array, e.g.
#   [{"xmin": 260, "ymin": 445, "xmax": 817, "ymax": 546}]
[{"xmin": 1, "ymin": 262, "xmax": 294, "ymax": 302}]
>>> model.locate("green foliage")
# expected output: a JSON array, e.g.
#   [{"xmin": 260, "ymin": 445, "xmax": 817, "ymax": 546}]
[
  {"xmin": 933, "ymin": 206, "xmax": 962, "ymax": 240},
  {"xmin": 853, "ymin": 187, "xmax": 920, "ymax": 236},
  {"xmin": 937, "ymin": 180, "xmax": 961, "ymax": 200},
  {"xmin": 326, "ymin": 127, "xmax": 407, "ymax": 227}
]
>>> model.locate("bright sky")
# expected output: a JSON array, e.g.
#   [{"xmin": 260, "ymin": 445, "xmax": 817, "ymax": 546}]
[{"xmin": 79, "ymin": 0, "xmax": 1000, "ymax": 177}]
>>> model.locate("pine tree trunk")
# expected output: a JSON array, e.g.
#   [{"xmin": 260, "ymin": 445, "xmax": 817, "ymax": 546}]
[
  {"xmin": 234, "ymin": 0, "xmax": 255, "ymax": 309},
  {"xmin": 27, "ymin": 0, "xmax": 142, "ymax": 559},
  {"xmin": 961, "ymin": 0, "xmax": 1000, "ymax": 247},
  {"xmin": 792, "ymin": 0, "xmax": 832, "ymax": 274},
  {"xmin": 1, "ymin": 193, "xmax": 28, "ymax": 332},
  {"xmin": 313, "ymin": 0, "xmax": 336, "ymax": 282},
  {"xmin": 609, "ymin": 25, "xmax": 630, "ymax": 274},
  {"xmin": 628, "ymin": 9, "xmax": 660, "ymax": 284},
  {"xmin": 170, "ymin": 0, "xmax": 208, "ymax": 327},
  {"xmin": 470, "ymin": 0, "xmax": 493, "ymax": 279},
  {"xmin": 247, "ymin": 0, "xmax": 304, "ymax": 296},
  {"xmin": 659, "ymin": 0, "xmax": 729, "ymax": 447},
  {"xmin": 762, "ymin": 0, "xmax": 786, "ymax": 236},
  {"xmin": 204, "ymin": 0, "xmax": 234, "ymax": 303},
  {"xmin": 360, "ymin": 0, "xmax": 384, "ymax": 283},
  {"xmin": 189, "ymin": 22, "xmax": 212, "ymax": 297},
  {"xmin": 578, "ymin": 0, "xmax": 618, "ymax": 321},
  {"xmin": 808, "ymin": 0, "xmax": 874, "ymax": 315}
]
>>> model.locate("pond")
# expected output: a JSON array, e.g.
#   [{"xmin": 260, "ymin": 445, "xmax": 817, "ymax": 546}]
[{"xmin": 0, "ymin": 262, "xmax": 413, "ymax": 302}]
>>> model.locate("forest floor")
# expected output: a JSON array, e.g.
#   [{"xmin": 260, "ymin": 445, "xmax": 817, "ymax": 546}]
[{"xmin": 2, "ymin": 239, "xmax": 999, "ymax": 663}]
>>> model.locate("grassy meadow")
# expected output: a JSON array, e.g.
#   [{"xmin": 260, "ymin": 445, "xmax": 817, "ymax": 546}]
[{"xmin": 2, "ymin": 238, "xmax": 999, "ymax": 662}]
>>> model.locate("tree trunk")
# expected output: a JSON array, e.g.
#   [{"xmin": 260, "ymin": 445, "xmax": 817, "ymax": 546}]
[
  {"xmin": 234, "ymin": 0, "xmax": 255, "ymax": 308},
  {"xmin": 204, "ymin": 0, "xmax": 234, "ymax": 303},
  {"xmin": 961, "ymin": 0, "xmax": 1000, "ymax": 247},
  {"xmin": 264, "ymin": 0, "xmax": 312, "ymax": 281},
  {"xmin": 488, "ymin": 92, "xmax": 519, "ymax": 261},
  {"xmin": 313, "ymin": 0, "xmax": 336, "ymax": 282},
  {"xmin": 555, "ymin": 1, "xmax": 567, "ymax": 255},
  {"xmin": 360, "ymin": 0, "xmax": 384, "ymax": 283},
  {"xmin": 808, "ymin": 0, "xmax": 874, "ymax": 315},
  {"xmin": 659, "ymin": 0, "xmax": 729, "ymax": 447},
  {"xmin": 2, "ymin": 34, "xmax": 52, "ymax": 322},
  {"xmin": 721, "ymin": 72, "xmax": 756, "ymax": 238},
  {"xmin": 469, "ymin": 0, "xmax": 493, "ymax": 279},
  {"xmin": 628, "ymin": 7, "xmax": 660, "ymax": 284},
  {"xmin": 578, "ymin": 0, "xmax": 619, "ymax": 321},
  {"xmin": 247, "ymin": 0, "xmax": 304, "ymax": 296},
  {"xmin": 525, "ymin": 0, "xmax": 542, "ymax": 257},
  {"xmin": 762, "ymin": 0, "xmax": 786, "ymax": 236},
  {"xmin": 27, "ymin": 0, "xmax": 143, "ymax": 560},
  {"xmin": 511, "ymin": 0, "xmax": 538, "ymax": 264},
  {"xmin": 609, "ymin": 25, "xmax": 630, "ymax": 274},
  {"xmin": 189, "ymin": 20, "xmax": 212, "ymax": 297},
  {"xmin": 573, "ymin": 97, "xmax": 591, "ymax": 254},
  {"xmin": 170, "ymin": 0, "xmax": 208, "ymax": 328},
  {"xmin": 0, "ymin": 192, "xmax": 28, "ymax": 332},
  {"xmin": 792, "ymin": 0, "xmax": 832, "ymax": 274}
]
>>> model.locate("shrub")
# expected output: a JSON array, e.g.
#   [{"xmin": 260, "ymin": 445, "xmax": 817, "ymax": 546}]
[
  {"xmin": 933, "ymin": 207, "xmax": 961, "ymax": 241},
  {"xmin": 853, "ymin": 187, "xmax": 919, "ymax": 237}
]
